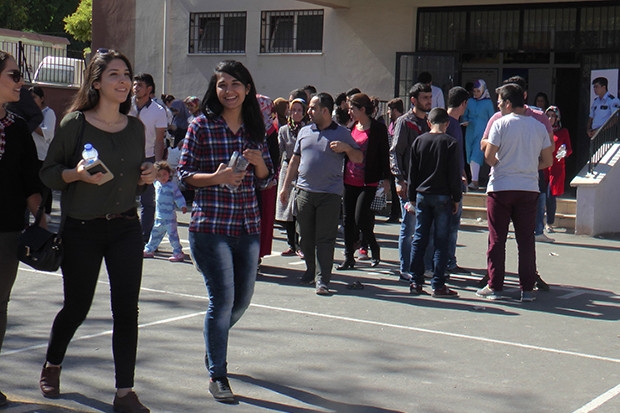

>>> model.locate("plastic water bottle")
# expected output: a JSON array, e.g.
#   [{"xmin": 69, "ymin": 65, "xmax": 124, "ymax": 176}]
[
  {"xmin": 82, "ymin": 143, "xmax": 98, "ymax": 164},
  {"xmin": 555, "ymin": 144, "xmax": 566, "ymax": 161}
]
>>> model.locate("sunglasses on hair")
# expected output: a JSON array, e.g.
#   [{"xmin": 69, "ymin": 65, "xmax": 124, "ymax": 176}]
[
  {"xmin": 6, "ymin": 70, "xmax": 23, "ymax": 83},
  {"xmin": 96, "ymin": 48, "xmax": 109, "ymax": 54}
]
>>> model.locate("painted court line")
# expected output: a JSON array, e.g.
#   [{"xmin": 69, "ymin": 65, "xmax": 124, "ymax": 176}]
[
  {"xmin": 571, "ymin": 382, "xmax": 620, "ymax": 413},
  {"xmin": 15, "ymin": 270, "xmax": 620, "ymax": 410}
]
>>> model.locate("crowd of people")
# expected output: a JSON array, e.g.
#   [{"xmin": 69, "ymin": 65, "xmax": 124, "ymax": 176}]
[{"xmin": 1, "ymin": 46, "xmax": 597, "ymax": 410}]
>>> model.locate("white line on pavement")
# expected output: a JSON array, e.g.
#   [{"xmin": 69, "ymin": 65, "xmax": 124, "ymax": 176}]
[{"xmin": 571, "ymin": 382, "xmax": 620, "ymax": 413}]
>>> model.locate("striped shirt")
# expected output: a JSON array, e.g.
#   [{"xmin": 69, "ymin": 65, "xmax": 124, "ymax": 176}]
[
  {"xmin": 154, "ymin": 180, "xmax": 186, "ymax": 220},
  {"xmin": 178, "ymin": 114, "xmax": 274, "ymax": 236}
]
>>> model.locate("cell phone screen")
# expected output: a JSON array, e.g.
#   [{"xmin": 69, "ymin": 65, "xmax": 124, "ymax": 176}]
[{"xmin": 87, "ymin": 164, "xmax": 108, "ymax": 175}]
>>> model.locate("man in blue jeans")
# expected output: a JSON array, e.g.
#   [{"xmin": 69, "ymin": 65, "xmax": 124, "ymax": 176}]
[
  {"xmin": 407, "ymin": 108, "xmax": 462, "ymax": 297},
  {"xmin": 389, "ymin": 83, "xmax": 432, "ymax": 282}
]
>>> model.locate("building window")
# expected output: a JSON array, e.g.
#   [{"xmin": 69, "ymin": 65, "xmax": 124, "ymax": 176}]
[
  {"xmin": 418, "ymin": 2, "xmax": 620, "ymax": 53},
  {"xmin": 189, "ymin": 12, "xmax": 246, "ymax": 54},
  {"xmin": 260, "ymin": 10, "xmax": 324, "ymax": 53}
]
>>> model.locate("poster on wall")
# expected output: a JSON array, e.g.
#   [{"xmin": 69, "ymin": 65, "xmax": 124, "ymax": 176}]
[{"xmin": 590, "ymin": 69, "xmax": 619, "ymax": 104}]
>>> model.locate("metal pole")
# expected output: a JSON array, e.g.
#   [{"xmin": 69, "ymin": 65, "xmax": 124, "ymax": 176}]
[{"xmin": 162, "ymin": 0, "xmax": 169, "ymax": 96}]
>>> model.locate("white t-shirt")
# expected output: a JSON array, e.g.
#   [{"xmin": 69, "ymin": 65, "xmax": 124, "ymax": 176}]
[
  {"xmin": 431, "ymin": 85, "xmax": 445, "ymax": 109},
  {"xmin": 129, "ymin": 99, "xmax": 168, "ymax": 158},
  {"xmin": 32, "ymin": 106, "xmax": 56, "ymax": 161},
  {"xmin": 487, "ymin": 113, "xmax": 551, "ymax": 193}
]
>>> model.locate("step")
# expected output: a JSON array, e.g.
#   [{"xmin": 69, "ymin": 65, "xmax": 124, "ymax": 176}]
[
  {"xmin": 463, "ymin": 192, "xmax": 575, "ymax": 214},
  {"xmin": 461, "ymin": 192, "xmax": 576, "ymax": 232}
]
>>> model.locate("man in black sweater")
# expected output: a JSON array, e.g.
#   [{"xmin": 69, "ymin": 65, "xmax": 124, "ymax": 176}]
[{"xmin": 407, "ymin": 108, "xmax": 462, "ymax": 298}]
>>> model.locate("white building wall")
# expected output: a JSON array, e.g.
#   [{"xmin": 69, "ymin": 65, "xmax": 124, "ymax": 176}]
[{"xmin": 134, "ymin": 0, "xmax": 416, "ymax": 102}]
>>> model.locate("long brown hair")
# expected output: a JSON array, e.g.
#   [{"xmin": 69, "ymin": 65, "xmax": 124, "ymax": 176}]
[{"xmin": 67, "ymin": 49, "xmax": 134, "ymax": 115}]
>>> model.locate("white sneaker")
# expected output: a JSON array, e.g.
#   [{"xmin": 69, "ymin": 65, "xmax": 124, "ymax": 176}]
[
  {"xmin": 476, "ymin": 285, "xmax": 502, "ymax": 300},
  {"xmin": 535, "ymin": 233, "xmax": 555, "ymax": 243}
]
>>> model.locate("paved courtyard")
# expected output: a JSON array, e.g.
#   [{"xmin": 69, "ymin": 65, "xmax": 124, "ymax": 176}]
[{"xmin": 2, "ymin": 206, "xmax": 620, "ymax": 412}]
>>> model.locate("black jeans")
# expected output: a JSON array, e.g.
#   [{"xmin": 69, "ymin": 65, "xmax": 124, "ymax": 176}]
[
  {"xmin": 45, "ymin": 214, "xmax": 143, "ymax": 389},
  {"xmin": 343, "ymin": 184, "xmax": 380, "ymax": 260}
]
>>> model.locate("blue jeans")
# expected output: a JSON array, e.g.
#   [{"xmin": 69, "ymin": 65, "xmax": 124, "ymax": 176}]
[
  {"xmin": 189, "ymin": 231, "xmax": 259, "ymax": 378},
  {"xmin": 424, "ymin": 200, "xmax": 462, "ymax": 270},
  {"xmin": 398, "ymin": 198, "xmax": 416, "ymax": 275},
  {"xmin": 410, "ymin": 194, "xmax": 452, "ymax": 290},
  {"xmin": 535, "ymin": 190, "xmax": 546, "ymax": 235},
  {"xmin": 545, "ymin": 187, "xmax": 557, "ymax": 226}
]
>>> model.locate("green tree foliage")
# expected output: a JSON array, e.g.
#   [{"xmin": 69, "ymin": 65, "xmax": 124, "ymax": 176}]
[
  {"xmin": 63, "ymin": 0, "xmax": 92, "ymax": 42},
  {"xmin": 0, "ymin": 1, "xmax": 80, "ymax": 38}
]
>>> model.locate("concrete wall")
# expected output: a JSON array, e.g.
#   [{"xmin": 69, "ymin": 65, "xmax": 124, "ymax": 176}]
[
  {"xmin": 130, "ymin": 0, "xmax": 590, "ymax": 101},
  {"xmin": 134, "ymin": 0, "xmax": 415, "ymax": 101},
  {"xmin": 571, "ymin": 143, "xmax": 620, "ymax": 236}
]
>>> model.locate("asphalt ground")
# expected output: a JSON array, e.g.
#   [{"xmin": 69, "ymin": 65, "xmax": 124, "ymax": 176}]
[{"xmin": 1, "ymin": 196, "xmax": 620, "ymax": 413}]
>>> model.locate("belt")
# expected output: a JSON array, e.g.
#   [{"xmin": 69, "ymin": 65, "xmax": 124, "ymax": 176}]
[{"xmin": 94, "ymin": 208, "xmax": 137, "ymax": 221}]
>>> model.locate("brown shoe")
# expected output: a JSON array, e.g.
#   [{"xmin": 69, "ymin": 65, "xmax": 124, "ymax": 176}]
[
  {"xmin": 113, "ymin": 391, "xmax": 150, "ymax": 413},
  {"xmin": 40, "ymin": 363, "xmax": 61, "ymax": 398}
]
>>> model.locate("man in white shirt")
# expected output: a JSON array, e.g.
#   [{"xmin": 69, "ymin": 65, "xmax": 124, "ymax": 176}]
[
  {"xmin": 476, "ymin": 83, "xmax": 553, "ymax": 302},
  {"xmin": 129, "ymin": 72, "xmax": 168, "ymax": 242},
  {"xmin": 418, "ymin": 71, "xmax": 445, "ymax": 109}
]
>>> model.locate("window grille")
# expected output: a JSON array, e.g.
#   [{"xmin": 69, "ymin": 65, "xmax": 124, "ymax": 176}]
[
  {"xmin": 260, "ymin": 10, "xmax": 323, "ymax": 53},
  {"xmin": 418, "ymin": 3, "xmax": 620, "ymax": 52},
  {"xmin": 189, "ymin": 12, "xmax": 246, "ymax": 54}
]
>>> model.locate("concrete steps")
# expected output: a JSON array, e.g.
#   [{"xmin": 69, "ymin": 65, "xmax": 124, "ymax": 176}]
[{"xmin": 461, "ymin": 191, "xmax": 576, "ymax": 232}]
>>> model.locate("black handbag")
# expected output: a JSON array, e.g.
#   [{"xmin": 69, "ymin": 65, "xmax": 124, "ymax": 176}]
[
  {"xmin": 16, "ymin": 113, "xmax": 85, "ymax": 272},
  {"xmin": 17, "ymin": 192, "xmax": 63, "ymax": 272}
]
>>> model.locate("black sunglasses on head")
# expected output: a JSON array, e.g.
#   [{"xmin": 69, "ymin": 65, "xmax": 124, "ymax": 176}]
[
  {"xmin": 6, "ymin": 70, "xmax": 22, "ymax": 83},
  {"xmin": 96, "ymin": 48, "xmax": 109, "ymax": 54}
]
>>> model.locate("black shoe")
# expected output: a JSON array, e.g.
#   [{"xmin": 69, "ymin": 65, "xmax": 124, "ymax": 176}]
[
  {"xmin": 536, "ymin": 274, "xmax": 550, "ymax": 291},
  {"xmin": 432, "ymin": 286, "xmax": 459, "ymax": 298},
  {"xmin": 0, "ymin": 390, "xmax": 7, "ymax": 407},
  {"xmin": 113, "ymin": 391, "xmax": 150, "ymax": 413},
  {"xmin": 409, "ymin": 282, "xmax": 426, "ymax": 295},
  {"xmin": 370, "ymin": 259, "xmax": 380, "ymax": 267},
  {"xmin": 299, "ymin": 274, "xmax": 315, "ymax": 285},
  {"xmin": 336, "ymin": 258, "xmax": 355, "ymax": 271},
  {"xmin": 209, "ymin": 377, "xmax": 236, "ymax": 403},
  {"xmin": 447, "ymin": 265, "xmax": 471, "ymax": 275}
]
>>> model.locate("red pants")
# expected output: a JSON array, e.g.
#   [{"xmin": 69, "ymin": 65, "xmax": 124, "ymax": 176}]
[{"xmin": 486, "ymin": 191, "xmax": 538, "ymax": 292}]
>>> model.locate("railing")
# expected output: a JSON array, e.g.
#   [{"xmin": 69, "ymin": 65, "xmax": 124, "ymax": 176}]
[
  {"xmin": 1, "ymin": 40, "xmax": 83, "ymax": 86},
  {"xmin": 589, "ymin": 108, "xmax": 620, "ymax": 174}
]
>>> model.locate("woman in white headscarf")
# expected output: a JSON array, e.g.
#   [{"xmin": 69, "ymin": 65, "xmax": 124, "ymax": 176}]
[{"xmin": 462, "ymin": 79, "xmax": 495, "ymax": 190}]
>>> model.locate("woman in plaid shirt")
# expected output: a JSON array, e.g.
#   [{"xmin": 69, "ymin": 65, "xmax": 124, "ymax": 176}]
[{"xmin": 178, "ymin": 60, "xmax": 274, "ymax": 403}]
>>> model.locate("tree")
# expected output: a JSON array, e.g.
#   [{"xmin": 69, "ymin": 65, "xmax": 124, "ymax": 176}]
[
  {"xmin": 64, "ymin": 0, "xmax": 92, "ymax": 43},
  {"xmin": 0, "ymin": 1, "xmax": 80, "ymax": 37}
]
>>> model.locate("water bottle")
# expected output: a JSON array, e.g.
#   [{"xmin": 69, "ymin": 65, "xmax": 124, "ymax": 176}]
[
  {"xmin": 224, "ymin": 151, "xmax": 249, "ymax": 190},
  {"xmin": 82, "ymin": 143, "xmax": 98, "ymax": 165},
  {"xmin": 555, "ymin": 144, "xmax": 566, "ymax": 161}
]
